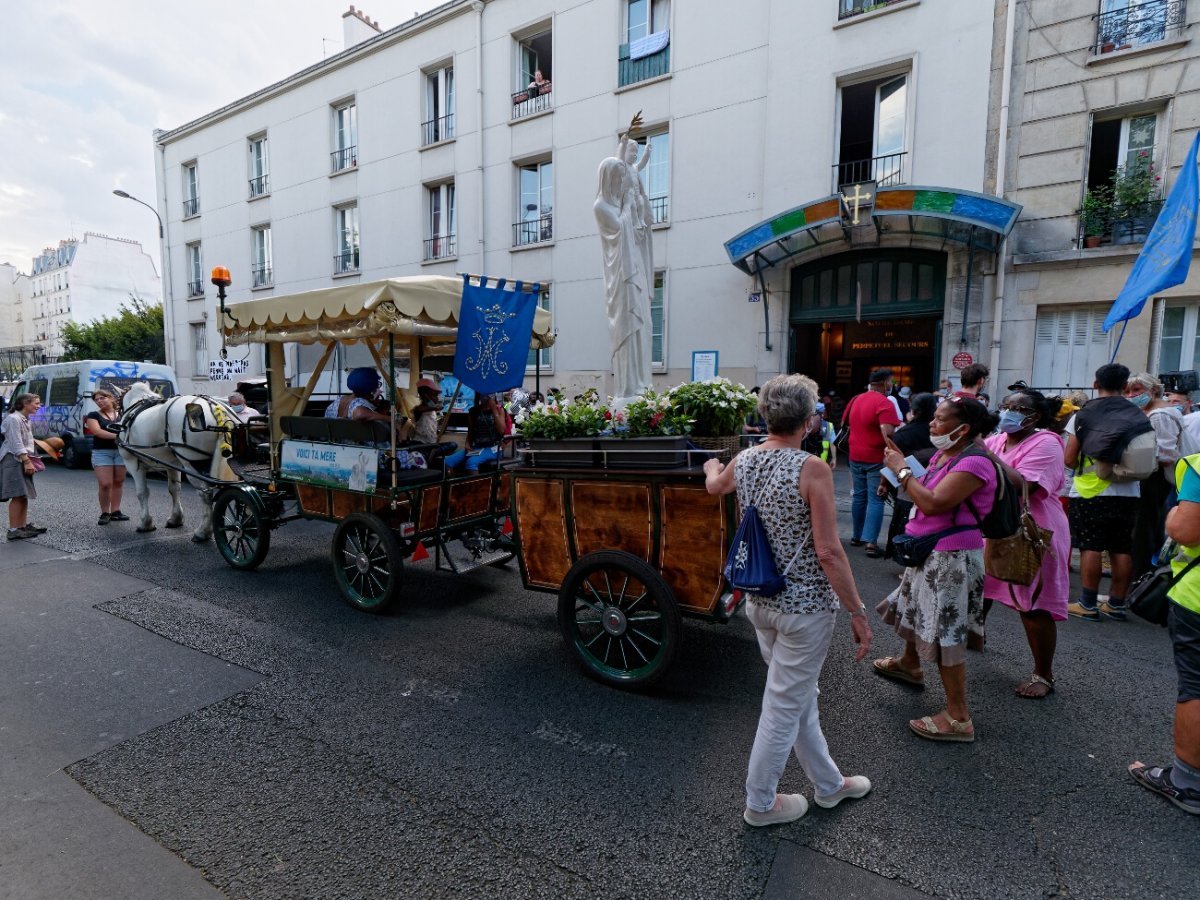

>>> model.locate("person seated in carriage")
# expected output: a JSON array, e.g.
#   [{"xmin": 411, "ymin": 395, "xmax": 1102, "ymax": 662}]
[
  {"xmin": 443, "ymin": 393, "xmax": 511, "ymax": 473},
  {"xmin": 405, "ymin": 378, "xmax": 459, "ymax": 461},
  {"xmin": 325, "ymin": 367, "xmax": 426, "ymax": 470}
]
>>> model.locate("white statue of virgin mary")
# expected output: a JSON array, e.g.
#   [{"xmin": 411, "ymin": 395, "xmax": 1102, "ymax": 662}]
[{"xmin": 595, "ymin": 113, "xmax": 654, "ymax": 403}]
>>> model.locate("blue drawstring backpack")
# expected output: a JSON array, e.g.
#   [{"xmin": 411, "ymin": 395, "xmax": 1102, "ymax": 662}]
[{"xmin": 723, "ymin": 455, "xmax": 802, "ymax": 597}]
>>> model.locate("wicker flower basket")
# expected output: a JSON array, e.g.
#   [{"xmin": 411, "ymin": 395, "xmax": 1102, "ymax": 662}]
[{"xmin": 690, "ymin": 434, "xmax": 741, "ymax": 459}]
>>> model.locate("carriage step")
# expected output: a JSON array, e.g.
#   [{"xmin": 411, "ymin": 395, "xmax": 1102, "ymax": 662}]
[
  {"xmin": 449, "ymin": 549, "xmax": 512, "ymax": 574},
  {"xmin": 434, "ymin": 537, "xmax": 512, "ymax": 574}
]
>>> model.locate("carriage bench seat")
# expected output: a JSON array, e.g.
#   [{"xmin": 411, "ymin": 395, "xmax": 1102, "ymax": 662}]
[{"xmin": 280, "ymin": 415, "xmax": 391, "ymax": 445}]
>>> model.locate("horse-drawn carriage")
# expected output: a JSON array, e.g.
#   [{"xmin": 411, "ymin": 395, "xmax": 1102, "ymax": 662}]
[{"xmin": 116, "ymin": 271, "xmax": 740, "ymax": 687}]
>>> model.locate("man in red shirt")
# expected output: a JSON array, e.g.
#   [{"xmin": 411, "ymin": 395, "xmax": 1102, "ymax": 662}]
[
  {"xmin": 845, "ymin": 368, "xmax": 902, "ymax": 556},
  {"xmin": 954, "ymin": 363, "xmax": 989, "ymax": 400}
]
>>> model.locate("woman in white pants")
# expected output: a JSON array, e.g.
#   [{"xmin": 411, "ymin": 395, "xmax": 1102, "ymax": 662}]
[{"xmin": 705, "ymin": 374, "xmax": 873, "ymax": 826}]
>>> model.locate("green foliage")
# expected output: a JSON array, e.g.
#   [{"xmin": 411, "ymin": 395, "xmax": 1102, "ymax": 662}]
[
  {"xmin": 515, "ymin": 396, "xmax": 608, "ymax": 439},
  {"xmin": 60, "ymin": 296, "xmax": 165, "ymax": 364},
  {"xmin": 666, "ymin": 378, "xmax": 757, "ymax": 436},
  {"xmin": 1111, "ymin": 151, "xmax": 1161, "ymax": 211},
  {"xmin": 618, "ymin": 389, "xmax": 693, "ymax": 437},
  {"xmin": 1080, "ymin": 187, "xmax": 1112, "ymax": 237}
]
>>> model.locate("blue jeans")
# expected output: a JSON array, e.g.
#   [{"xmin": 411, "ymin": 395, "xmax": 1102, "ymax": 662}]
[
  {"xmin": 444, "ymin": 446, "xmax": 500, "ymax": 472},
  {"xmin": 849, "ymin": 460, "xmax": 885, "ymax": 545}
]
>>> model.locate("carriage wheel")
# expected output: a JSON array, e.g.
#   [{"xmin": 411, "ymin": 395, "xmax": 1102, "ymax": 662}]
[
  {"xmin": 212, "ymin": 488, "xmax": 271, "ymax": 570},
  {"xmin": 332, "ymin": 513, "xmax": 403, "ymax": 613},
  {"xmin": 557, "ymin": 550, "xmax": 680, "ymax": 689}
]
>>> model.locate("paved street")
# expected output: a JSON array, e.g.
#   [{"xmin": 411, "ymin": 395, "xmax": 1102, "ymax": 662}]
[{"xmin": 2, "ymin": 464, "xmax": 1194, "ymax": 899}]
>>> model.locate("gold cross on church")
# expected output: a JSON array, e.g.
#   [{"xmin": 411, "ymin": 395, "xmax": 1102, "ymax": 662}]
[{"xmin": 842, "ymin": 183, "xmax": 873, "ymax": 225}]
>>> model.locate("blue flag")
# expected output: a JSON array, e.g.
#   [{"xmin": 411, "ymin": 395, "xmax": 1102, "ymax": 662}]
[
  {"xmin": 1104, "ymin": 131, "xmax": 1200, "ymax": 332},
  {"xmin": 453, "ymin": 275, "xmax": 539, "ymax": 395}
]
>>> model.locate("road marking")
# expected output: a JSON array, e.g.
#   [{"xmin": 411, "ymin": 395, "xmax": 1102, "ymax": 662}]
[{"xmin": 533, "ymin": 720, "xmax": 628, "ymax": 757}]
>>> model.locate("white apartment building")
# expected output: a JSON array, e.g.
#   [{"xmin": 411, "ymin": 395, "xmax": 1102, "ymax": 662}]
[
  {"xmin": 26, "ymin": 233, "xmax": 162, "ymax": 359},
  {"xmin": 154, "ymin": 0, "xmax": 1009, "ymax": 397},
  {"xmin": 0, "ymin": 262, "xmax": 28, "ymax": 350},
  {"xmin": 1000, "ymin": 0, "xmax": 1200, "ymax": 391}
]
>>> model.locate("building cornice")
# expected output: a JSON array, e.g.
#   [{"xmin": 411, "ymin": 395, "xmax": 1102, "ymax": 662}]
[{"xmin": 155, "ymin": 0, "xmax": 476, "ymax": 146}]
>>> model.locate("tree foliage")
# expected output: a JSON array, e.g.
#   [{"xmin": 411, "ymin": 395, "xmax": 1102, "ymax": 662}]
[{"xmin": 60, "ymin": 296, "xmax": 165, "ymax": 363}]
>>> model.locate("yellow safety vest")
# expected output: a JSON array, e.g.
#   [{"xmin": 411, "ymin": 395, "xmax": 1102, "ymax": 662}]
[
  {"xmin": 1072, "ymin": 453, "xmax": 1111, "ymax": 499},
  {"xmin": 1169, "ymin": 453, "xmax": 1200, "ymax": 614},
  {"xmin": 820, "ymin": 422, "xmax": 834, "ymax": 462}
]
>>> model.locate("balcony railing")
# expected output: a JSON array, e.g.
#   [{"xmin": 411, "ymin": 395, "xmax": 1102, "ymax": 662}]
[
  {"xmin": 252, "ymin": 263, "xmax": 273, "ymax": 287},
  {"xmin": 421, "ymin": 114, "xmax": 455, "ymax": 146},
  {"xmin": 832, "ymin": 151, "xmax": 908, "ymax": 192},
  {"xmin": 1081, "ymin": 196, "xmax": 1164, "ymax": 247},
  {"xmin": 511, "ymin": 84, "xmax": 553, "ymax": 120},
  {"xmin": 424, "ymin": 234, "xmax": 457, "ymax": 260},
  {"xmin": 331, "ymin": 146, "xmax": 357, "ymax": 172},
  {"xmin": 248, "ymin": 174, "xmax": 270, "ymax": 197},
  {"xmin": 838, "ymin": 0, "xmax": 910, "ymax": 20},
  {"xmin": 618, "ymin": 41, "xmax": 670, "ymax": 88},
  {"xmin": 513, "ymin": 214, "xmax": 553, "ymax": 247},
  {"xmin": 182, "ymin": 196, "xmax": 200, "ymax": 218},
  {"xmin": 187, "ymin": 280, "xmax": 204, "ymax": 298},
  {"xmin": 334, "ymin": 250, "xmax": 360, "ymax": 275},
  {"xmin": 1094, "ymin": 0, "xmax": 1184, "ymax": 54},
  {"xmin": 650, "ymin": 195, "xmax": 669, "ymax": 225}
]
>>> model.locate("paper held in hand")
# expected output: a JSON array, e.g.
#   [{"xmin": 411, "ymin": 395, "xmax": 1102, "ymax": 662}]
[{"xmin": 881, "ymin": 455, "xmax": 928, "ymax": 492}]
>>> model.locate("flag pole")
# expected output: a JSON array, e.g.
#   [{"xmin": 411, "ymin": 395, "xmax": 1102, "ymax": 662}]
[{"xmin": 1110, "ymin": 319, "xmax": 1128, "ymax": 364}]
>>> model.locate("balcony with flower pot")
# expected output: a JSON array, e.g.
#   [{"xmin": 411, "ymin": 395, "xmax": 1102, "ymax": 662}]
[{"xmin": 1078, "ymin": 153, "xmax": 1162, "ymax": 247}]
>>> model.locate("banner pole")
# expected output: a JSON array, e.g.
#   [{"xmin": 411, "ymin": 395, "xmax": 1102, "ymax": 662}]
[{"xmin": 1110, "ymin": 319, "xmax": 1128, "ymax": 364}]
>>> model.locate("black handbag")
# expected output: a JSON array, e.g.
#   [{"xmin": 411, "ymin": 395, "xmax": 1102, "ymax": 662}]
[
  {"xmin": 892, "ymin": 526, "xmax": 973, "ymax": 568},
  {"xmin": 1127, "ymin": 547, "xmax": 1200, "ymax": 627}
]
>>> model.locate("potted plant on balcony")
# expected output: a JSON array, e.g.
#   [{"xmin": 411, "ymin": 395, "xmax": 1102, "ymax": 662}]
[
  {"xmin": 667, "ymin": 377, "xmax": 758, "ymax": 459},
  {"xmin": 1110, "ymin": 152, "xmax": 1162, "ymax": 245},
  {"xmin": 1080, "ymin": 186, "xmax": 1111, "ymax": 248},
  {"xmin": 515, "ymin": 390, "xmax": 607, "ymax": 467}
]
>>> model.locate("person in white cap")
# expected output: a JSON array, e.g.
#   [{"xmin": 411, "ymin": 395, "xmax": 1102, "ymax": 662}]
[{"xmin": 410, "ymin": 378, "xmax": 459, "ymax": 459}]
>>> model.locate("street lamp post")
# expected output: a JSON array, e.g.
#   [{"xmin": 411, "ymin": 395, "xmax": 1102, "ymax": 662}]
[{"xmin": 113, "ymin": 188, "xmax": 176, "ymax": 370}]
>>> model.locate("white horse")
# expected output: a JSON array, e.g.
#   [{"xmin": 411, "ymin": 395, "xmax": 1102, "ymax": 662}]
[{"xmin": 117, "ymin": 382, "xmax": 238, "ymax": 542}]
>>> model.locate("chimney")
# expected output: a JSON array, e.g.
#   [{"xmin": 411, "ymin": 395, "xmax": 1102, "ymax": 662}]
[{"xmin": 342, "ymin": 5, "xmax": 382, "ymax": 49}]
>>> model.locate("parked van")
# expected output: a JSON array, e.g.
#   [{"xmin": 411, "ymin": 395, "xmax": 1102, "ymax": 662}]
[{"xmin": 11, "ymin": 361, "xmax": 179, "ymax": 468}]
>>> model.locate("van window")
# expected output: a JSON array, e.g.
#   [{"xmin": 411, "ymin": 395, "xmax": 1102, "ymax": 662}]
[
  {"xmin": 105, "ymin": 377, "xmax": 175, "ymax": 399},
  {"xmin": 49, "ymin": 378, "xmax": 79, "ymax": 406},
  {"xmin": 27, "ymin": 379, "xmax": 48, "ymax": 403}
]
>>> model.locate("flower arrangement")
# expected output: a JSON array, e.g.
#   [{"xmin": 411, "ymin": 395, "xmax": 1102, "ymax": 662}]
[
  {"xmin": 515, "ymin": 394, "xmax": 608, "ymax": 439},
  {"xmin": 1080, "ymin": 186, "xmax": 1112, "ymax": 238},
  {"xmin": 1111, "ymin": 151, "xmax": 1162, "ymax": 212},
  {"xmin": 619, "ymin": 389, "xmax": 694, "ymax": 438},
  {"xmin": 666, "ymin": 377, "xmax": 757, "ymax": 437}
]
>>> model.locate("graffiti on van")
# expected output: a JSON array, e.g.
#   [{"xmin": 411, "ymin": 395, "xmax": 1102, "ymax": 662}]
[{"xmin": 89, "ymin": 362, "xmax": 145, "ymax": 381}]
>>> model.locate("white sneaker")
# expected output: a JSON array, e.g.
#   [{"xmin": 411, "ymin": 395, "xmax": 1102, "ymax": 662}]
[
  {"xmin": 814, "ymin": 775, "xmax": 872, "ymax": 809},
  {"xmin": 743, "ymin": 793, "xmax": 808, "ymax": 826}
]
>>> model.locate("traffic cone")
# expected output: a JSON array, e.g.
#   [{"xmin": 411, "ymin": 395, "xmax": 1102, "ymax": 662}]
[
  {"xmin": 411, "ymin": 541, "xmax": 429, "ymax": 562},
  {"xmin": 501, "ymin": 517, "xmax": 513, "ymax": 535}
]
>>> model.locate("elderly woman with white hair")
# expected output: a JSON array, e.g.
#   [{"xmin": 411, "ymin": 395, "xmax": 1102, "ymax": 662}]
[
  {"xmin": 1126, "ymin": 372, "xmax": 1187, "ymax": 580},
  {"xmin": 704, "ymin": 374, "xmax": 873, "ymax": 827}
]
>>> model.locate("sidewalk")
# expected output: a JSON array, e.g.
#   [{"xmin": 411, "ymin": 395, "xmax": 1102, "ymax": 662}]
[{"xmin": 0, "ymin": 538, "xmax": 261, "ymax": 900}]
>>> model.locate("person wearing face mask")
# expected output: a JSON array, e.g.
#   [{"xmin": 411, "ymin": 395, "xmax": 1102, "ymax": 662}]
[
  {"xmin": 225, "ymin": 392, "xmax": 259, "ymax": 424},
  {"xmin": 874, "ymin": 396, "xmax": 998, "ymax": 742},
  {"xmin": 1127, "ymin": 373, "xmax": 1186, "ymax": 581},
  {"xmin": 977, "ymin": 390, "xmax": 1069, "ymax": 698}
]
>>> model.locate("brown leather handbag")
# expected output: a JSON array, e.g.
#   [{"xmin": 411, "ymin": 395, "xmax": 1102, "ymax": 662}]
[{"xmin": 983, "ymin": 481, "xmax": 1052, "ymax": 609}]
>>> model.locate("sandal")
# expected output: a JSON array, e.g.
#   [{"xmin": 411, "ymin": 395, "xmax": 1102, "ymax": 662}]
[
  {"xmin": 1014, "ymin": 674, "xmax": 1054, "ymax": 699},
  {"xmin": 864, "ymin": 544, "xmax": 885, "ymax": 558},
  {"xmin": 872, "ymin": 657, "xmax": 924, "ymax": 686},
  {"xmin": 909, "ymin": 712, "xmax": 975, "ymax": 742}
]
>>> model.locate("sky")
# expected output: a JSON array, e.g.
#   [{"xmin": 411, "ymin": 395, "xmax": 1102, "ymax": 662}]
[{"xmin": 0, "ymin": 0, "xmax": 444, "ymax": 274}]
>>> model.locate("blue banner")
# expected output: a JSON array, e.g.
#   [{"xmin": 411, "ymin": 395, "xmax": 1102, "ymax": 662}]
[
  {"xmin": 1104, "ymin": 131, "xmax": 1200, "ymax": 332},
  {"xmin": 453, "ymin": 275, "xmax": 539, "ymax": 395}
]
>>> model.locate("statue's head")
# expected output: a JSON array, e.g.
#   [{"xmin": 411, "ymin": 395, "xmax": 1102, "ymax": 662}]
[
  {"xmin": 623, "ymin": 140, "xmax": 639, "ymax": 166},
  {"xmin": 596, "ymin": 157, "xmax": 624, "ymax": 202}
]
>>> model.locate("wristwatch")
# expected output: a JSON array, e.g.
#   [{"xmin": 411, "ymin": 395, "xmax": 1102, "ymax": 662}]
[{"xmin": 897, "ymin": 467, "xmax": 913, "ymax": 483}]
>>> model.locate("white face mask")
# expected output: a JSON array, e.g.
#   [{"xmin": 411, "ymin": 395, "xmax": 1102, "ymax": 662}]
[{"xmin": 929, "ymin": 423, "xmax": 967, "ymax": 451}]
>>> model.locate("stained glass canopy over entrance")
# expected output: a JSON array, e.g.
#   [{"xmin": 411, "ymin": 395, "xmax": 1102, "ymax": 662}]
[{"xmin": 724, "ymin": 186, "xmax": 1022, "ymax": 276}]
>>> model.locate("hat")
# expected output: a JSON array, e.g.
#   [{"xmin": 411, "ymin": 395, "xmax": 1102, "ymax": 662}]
[
  {"xmin": 899, "ymin": 386, "xmax": 912, "ymax": 398},
  {"xmin": 34, "ymin": 437, "xmax": 63, "ymax": 461},
  {"xmin": 416, "ymin": 377, "xmax": 440, "ymax": 392},
  {"xmin": 347, "ymin": 367, "xmax": 381, "ymax": 395},
  {"xmin": 1007, "ymin": 379, "xmax": 1029, "ymax": 392}
]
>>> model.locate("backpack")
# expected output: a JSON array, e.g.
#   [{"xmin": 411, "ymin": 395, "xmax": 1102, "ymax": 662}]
[
  {"xmin": 948, "ymin": 447, "xmax": 1021, "ymax": 539},
  {"xmin": 1075, "ymin": 396, "xmax": 1156, "ymax": 482},
  {"xmin": 723, "ymin": 455, "xmax": 804, "ymax": 596}
]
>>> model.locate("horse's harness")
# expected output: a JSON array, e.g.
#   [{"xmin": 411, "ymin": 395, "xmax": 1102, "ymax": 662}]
[{"xmin": 118, "ymin": 394, "xmax": 234, "ymax": 477}]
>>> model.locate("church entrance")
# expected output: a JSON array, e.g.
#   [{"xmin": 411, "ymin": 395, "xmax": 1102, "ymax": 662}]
[{"xmin": 787, "ymin": 249, "xmax": 946, "ymax": 401}]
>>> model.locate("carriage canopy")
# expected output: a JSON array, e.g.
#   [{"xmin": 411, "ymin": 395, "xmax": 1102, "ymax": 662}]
[{"xmin": 220, "ymin": 275, "xmax": 556, "ymax": 350}]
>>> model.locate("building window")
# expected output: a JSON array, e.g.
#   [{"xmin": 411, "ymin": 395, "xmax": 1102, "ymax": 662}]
[
  {"xmin": 252, "ymin": 225, "xmax": 273, "ymax": 287},
  {"xmin": 248, "ymin": 134, "xmax": 269, "ymax": 197},
  {"xmin": 331, "ymin": 100, "xmax": 358, "ymax": 172},
  {"xmin": 619, "ymin": 0, "xmax": 670, "ymax": 87},
  {"xmin": 526, "ymin": 284, "xmax": 553, "ymax": 372},
  {"xmin": 182, "ymin": 162, "xmax": 200, "ymax": 217},
  {"xmin": 514, "ymin": 161, "xmax": 553, "ymax": 246},
  {"xmin": 1084, "ymin": 110, "xmax": 1164, "ymax": 243},
  {"xmin": 1152, "ymin": 300, "xmax": 1200, "ymax": 373},
  {"xmin": 422, "ymin": 65, "xmax": 455, "ymax": 145},
  {"xmin": 1095, "ymin": 0, "xmax": 1186, "ymax": 54},
  {"xmin": 191, "ymin": 323, "xmax": 208, "ymax": 378},
  {"xmin": 512, "ymin": 29, "xmax": 553, "ymax": 120},
  {"xmin": 186, "ymin": 243, "xmax": 203, "ymax": 297},
  {"xmin": 651, "ymin": 271, "xmax": 666, "ymax": 369},
  {"xmin": 335, "ymin": 205, "xmax": 360, "ymax": 274},
  {"xmin": 835, "ymin": 72, "xmax": 908, "ymax": 191},
  {"xmin": 838, "ymin": 0, "xmax": 911, "ymax": 20},
  {"xmin": 637, "ymin": 131, "xmax": 670, "ymax": 224},
  {"xmin": 1032, "ymin": 306, "xmax": 1113, "ymax": 390},
  {"xmin": 425, "ymin": 183, "xmax": 456, "ymax": 260}
]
